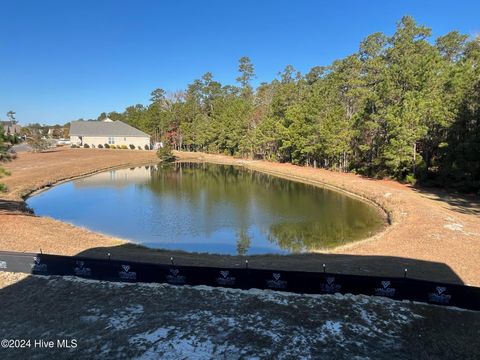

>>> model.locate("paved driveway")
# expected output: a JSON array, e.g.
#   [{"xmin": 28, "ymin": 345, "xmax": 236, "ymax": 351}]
[{"xmin": 10, "ymin": 143, "xmax": 33, "ymax": 153}]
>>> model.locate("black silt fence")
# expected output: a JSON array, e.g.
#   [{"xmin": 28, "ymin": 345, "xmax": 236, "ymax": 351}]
[{"xmin": 0, "ymin": 251, "xmax": 479, "ymax": 311}]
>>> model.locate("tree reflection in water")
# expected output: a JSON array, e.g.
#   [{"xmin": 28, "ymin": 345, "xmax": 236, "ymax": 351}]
[
  {"xmin": 28, "ymin": 162, "xmax": 384, "ymax": 255},
  {"xmin": 144, "ymin": 162, "xmax": 383, "ymax": 254}
]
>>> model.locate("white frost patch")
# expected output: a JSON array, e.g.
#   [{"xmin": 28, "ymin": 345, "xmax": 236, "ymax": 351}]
[
  {"xmin": 322, "ymin": 320, "xmax": 342, "ymax": 335},
  {"xmin": 316, "ymin": 320, "xmax": 344, "ymax": 343},
  {"xmin": 130, "ymin": 327, "xmax": 173, "ymax": 344},
  {"xmin": 443, "ymin": 218, "xmax": 479, "ymax": 237},
  {"xmin": 444, "ymin": 223, "xmax": 464, "ymax": 231},
  {"xmin": 131, "ymin": 331, "xmax": 244, "ymax": 360},
  {"xmin": 60, "ymin": 275, "xmax": 112, "ymax": 285},
  {"xmin": 108, "ymin": 304, "xmax": 144, "ymax": 330}
]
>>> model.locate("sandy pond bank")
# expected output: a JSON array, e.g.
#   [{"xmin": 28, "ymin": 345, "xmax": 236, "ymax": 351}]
[{"xmin": 0, "ymin": 147, "xmax": 479, "ymax": 285}]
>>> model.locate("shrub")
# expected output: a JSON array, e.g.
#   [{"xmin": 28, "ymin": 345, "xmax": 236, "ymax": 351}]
[
  {"xmin": 98, "ymin": 144, "xmax": 103, "ymax": 149},
  {"xmin": 91, "ymin": 144, "xmax": 95, "ymax": 148},
  {"xmin": 26, "ymin": 134, "xmax": 49, "ymax": 152},
  {"xmin": 129, "ymin": 144, "xmax": 135, "ymax": 150},
  {"xmin": 83, "ymin": 144, "xmax": 90, "ymax": 148},
  {"xmin": 156, "ymin": 143, "xmax": 175, "ymax": 162},
  {"xmin": 104, "ymin": 144, "xmax": 110, "ymax": 149},
  {"xmin": 144, "ymin": 144, "xmax": 150, "ymax": 150},
  {"xmin": 71, "ymin": 144, "xmax": 77, "ymax": 148},
  {"xmin": 110, "ymin": 145, "xmax": 116, "ymax": 149},
  {"xmin": 405, "ymin": 174, "xmax": 417, "ymax": 186},
  {"xmin": 121, "ymin": 144, "xmax": 128, "ymax": 150},
  {"xmin": 0, "ymin": 167, "xmax": 10, "ymax": 193},
  {"xmin": 138, "ymin": 146, "xmax": 142, "ymax": 150}
]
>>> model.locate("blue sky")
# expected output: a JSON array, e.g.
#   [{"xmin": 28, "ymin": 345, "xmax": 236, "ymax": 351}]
[{"xmin": 1, "ymin": 0, "xmax": 479, "ymax": 125}]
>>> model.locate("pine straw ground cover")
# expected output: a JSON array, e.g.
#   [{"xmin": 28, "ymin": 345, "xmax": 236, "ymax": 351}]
[
  {"xmin": 0, "ymin": 272, "xmax": 478, "ymax": 360},
  {"xmin": 0, "ymin": 148, "xmax": 479, "ymax": 285}
]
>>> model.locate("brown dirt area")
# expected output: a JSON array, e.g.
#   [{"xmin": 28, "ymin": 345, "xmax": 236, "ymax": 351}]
[{"xmin": 0, "ymin": 147, "xmax": 479, "ymax": 285}]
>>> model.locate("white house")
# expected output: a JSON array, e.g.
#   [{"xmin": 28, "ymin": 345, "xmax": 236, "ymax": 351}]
[
  {"xmin": 73, "ymin": 166, "xmax": 155, "ymax": 188},
  {"xmin": 69, "ymin": 118, "xmax": 150, "ymax": 149}
]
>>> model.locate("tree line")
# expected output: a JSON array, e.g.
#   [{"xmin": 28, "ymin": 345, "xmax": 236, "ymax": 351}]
[
  {"xmin": 95, "ymin": 17, "xmax": 480, "ymax": 192},
  {"xmin": 0, "ymin": 134, "xmax": 12, "ymax": 191}
]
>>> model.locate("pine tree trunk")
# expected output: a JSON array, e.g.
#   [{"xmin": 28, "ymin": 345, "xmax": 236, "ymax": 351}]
[{"xmin": 413, "ymin": 143, "xmax": 417, "ymax": 176}]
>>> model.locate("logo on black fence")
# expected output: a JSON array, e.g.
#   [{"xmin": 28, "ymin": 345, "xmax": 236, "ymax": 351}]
[
  {"xmin": 216, "ymin": 270, "xmax": 236, "ymax": 286},
  {"xmin": 266, "ymin": 273, "xmax": 287, "ymax": 289},
  {"xmin": 374, "ymin": 280, "xmax": 396, "ymax": 297},
  {"xmin": 31, "ymin": 256, "xmax": 48, "ymax": 274},
  {"xmin": 118, "ymin": 264, "xmax": 137, "ymax": 280},
  {"xmin": 428, "ymin": 286, "xmax": 451, "ymax": 304},
  {"xmin": 0, "ymin": 260, "xmax": 7, "ymax": 270},
  {"xmin": 320, "ymin": 276, "xmax": 341, "ymax": 293},
  {"xmin": 166, "ymin": 268, "xmax": 186, "ymax": 285},
  {"xmin": 73, "ymin": 261, "xmax": 92, "ymax": 277}
]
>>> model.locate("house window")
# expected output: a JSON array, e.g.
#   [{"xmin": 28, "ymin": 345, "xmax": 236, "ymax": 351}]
[{"xmin": 108, "ymin": 137, "xmax": 115, "ymax": 144}]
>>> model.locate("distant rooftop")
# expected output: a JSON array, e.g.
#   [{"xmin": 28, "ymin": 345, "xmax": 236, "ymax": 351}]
[
  {"xmin": 69, "ymin": 120, "xmax": 149, "ymax": 137},
  {"xmin": 1, "ymin": 121, "xmax": 22, "ymax": 134}
]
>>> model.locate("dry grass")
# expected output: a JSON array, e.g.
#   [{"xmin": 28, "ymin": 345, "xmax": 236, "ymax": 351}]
[{"xmin": 0, "ymin": 148, "xmax": 479, "ymax": 285}]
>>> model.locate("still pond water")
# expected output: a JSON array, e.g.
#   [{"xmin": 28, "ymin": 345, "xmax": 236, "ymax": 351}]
[{"xmin": 27, "ymin": 163, "xmax": 385, "ymax": 255}]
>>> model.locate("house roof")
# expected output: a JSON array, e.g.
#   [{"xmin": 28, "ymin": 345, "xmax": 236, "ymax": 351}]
[
  {"xmin": 69, "ymin": 120, "xmax": 149, "ymax": 138},
  {"xmin": 2, "ymin": 122, "xmax": 22, "ymax": 134}
]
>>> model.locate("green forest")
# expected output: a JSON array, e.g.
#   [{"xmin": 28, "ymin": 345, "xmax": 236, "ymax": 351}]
[{"xmin": 96, "ymin": 17, "xmax": 480, "ymax": 192}]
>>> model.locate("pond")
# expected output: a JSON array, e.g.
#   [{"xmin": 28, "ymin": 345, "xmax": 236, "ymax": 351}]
[{"xmin": 26, "ymin": 163, "xmax": 385, "ymax": 255}]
